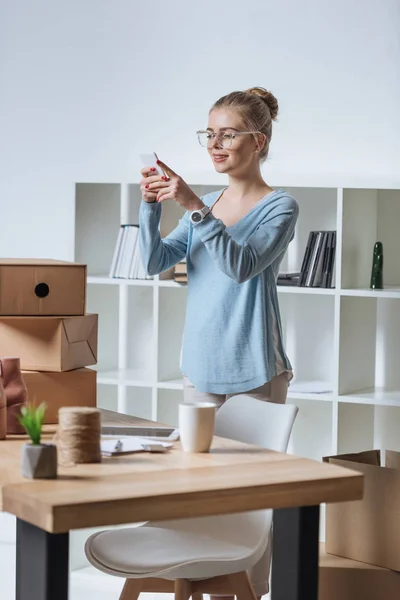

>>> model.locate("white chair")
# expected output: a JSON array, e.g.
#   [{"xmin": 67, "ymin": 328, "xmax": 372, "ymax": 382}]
[{"xmin": 85, "ymin": 397, "xmax": 298, "ymax": 600}]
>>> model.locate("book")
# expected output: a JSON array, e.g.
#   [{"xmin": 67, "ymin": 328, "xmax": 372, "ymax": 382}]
[
  {"xmin": 299, "ymin": 230, "xmax": 336, "ymax": 288},
  {"xmin": 109, "ymin": 224, "xmax": 152, "ymax": 279}
]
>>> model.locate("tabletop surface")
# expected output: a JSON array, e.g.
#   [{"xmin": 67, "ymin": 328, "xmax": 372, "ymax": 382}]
[{"xmin": 0, "ymin": 409, "xmax": 364, "ymax": 533}]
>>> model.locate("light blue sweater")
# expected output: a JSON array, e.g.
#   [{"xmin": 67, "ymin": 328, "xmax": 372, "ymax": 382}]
[{"xmin": 139, "ymin": 188, "xmax": 299, "ymax": 393}]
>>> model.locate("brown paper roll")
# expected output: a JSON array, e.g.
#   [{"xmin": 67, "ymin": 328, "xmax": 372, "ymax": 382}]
[{"xmin": 57, "ymin": 406, "xmax": 101, "ymax": 465}]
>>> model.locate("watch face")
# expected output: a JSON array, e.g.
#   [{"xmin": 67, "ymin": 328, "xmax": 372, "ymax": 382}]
[{"xmin": 191, "ymin": 211, "xmax": 202, "ymax": 222}]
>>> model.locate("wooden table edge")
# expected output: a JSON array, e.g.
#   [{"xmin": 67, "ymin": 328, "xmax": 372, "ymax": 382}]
[{"xmin": 2, "ymin": 467, "xmax": 363, "ymax": 534}]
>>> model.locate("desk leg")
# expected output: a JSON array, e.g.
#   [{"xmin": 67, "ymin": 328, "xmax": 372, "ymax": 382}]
[
  {"xmin": 271, "ymin": 505, "xmax": 319, "ymax": 600},
  {"xmin": 16, "ymin": 519, "xmax": 69, "ymax": 600}
]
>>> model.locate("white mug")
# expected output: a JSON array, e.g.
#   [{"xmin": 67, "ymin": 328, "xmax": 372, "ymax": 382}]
[{"xmin": 179, "ymin": 402, "xmax": 216, "ymax": 453}]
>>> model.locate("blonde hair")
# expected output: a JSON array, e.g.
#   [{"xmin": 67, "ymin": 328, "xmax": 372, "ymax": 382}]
[{"xmin": 211, "ymin": 87, "xmax": 279, "ymax": 161}]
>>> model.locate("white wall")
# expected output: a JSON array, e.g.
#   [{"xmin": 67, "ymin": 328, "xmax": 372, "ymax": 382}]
[{"xmin": 1, "ymin": 0, "xmax": 399, "ymax": 259}]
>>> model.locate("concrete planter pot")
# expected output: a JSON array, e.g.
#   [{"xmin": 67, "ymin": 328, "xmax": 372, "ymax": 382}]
[{"xmin": 21, "ymin": 443, "xmax": 58, "ymax": 479}]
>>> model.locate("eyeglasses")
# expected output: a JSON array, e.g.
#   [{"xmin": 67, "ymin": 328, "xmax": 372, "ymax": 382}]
[{"xmin": 196, "ymin": 130, "xmax": 262, "ymax": 149}]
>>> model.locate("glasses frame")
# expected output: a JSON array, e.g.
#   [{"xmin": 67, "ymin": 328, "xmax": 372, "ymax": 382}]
[{"xmin": 196, "ymin": 129, "xmax": 263, "ymax": 149}]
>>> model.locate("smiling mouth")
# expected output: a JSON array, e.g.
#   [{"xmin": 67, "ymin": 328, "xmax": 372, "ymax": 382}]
[{"xmin": 212, "ymin": 154, "xmax": 229, "ymax": 162}]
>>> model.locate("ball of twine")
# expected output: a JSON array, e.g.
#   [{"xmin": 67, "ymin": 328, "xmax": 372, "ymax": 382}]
[{"xmin": 57, "ymin": 407, "xmax": 101, "ymax": 466}]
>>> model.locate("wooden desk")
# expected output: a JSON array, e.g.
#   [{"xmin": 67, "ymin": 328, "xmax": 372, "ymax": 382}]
[{"xmin": 0, "ymin": 409, "xmax": 363, "ymax": 600}]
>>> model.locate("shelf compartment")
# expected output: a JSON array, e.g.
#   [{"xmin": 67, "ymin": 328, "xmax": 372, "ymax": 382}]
[
  {"xmin": 125, "ymin": 387, "xmax": 153, "ymax": 420},
  {"xmin": 157, "ymin": 287, "xmax": 187, "ymax": 382},
  {"xmin": 287, "ymin": 397, "xmax": 333, "ymax": 461},
  {"xmin": 339, "ymin": 296, "xmax": 400, "ymax": 395},
  {"xmin": 75, "ymin": 183, "xmax": 121, "ymax": 276},
  {"xmin": 86, "ymin": 284, "xmax": 119, "ymax": 372},
  {"xmin": 337, "ymin": 403, "xmax": 400, "ymax": 455},
  {"xmin": 96, "ymin": 384, "xmax": 119, "ymax": 413},
  {"xmin": 341, "ymin": 188, "xmax": 400, "ymax": 289},
  {"xmin": 157, "ymin": 389, "xmax": 183, "ymax": 427},
  {"xmin": 337, "ymin": 402, "xmax": 375, "ymax": 454},
  {"xmin": 280, "ymin": 186, "xmax": 337, "ymax": 279},
  {"xmin": 374, "ymin": 406, "xmax": 400, "ymax": 451},
  {"xmin": 126, "ymin": 286, "xmax": 154, "ymax": 381},
  {"xmin": 279, "ymin": 293, "xmax": 336, "ymax": 395}
]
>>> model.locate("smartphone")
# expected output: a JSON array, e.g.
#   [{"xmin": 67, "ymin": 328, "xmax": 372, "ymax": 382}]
[{"xmin": 139, "ymin": 152, "xmax": 165, "ymax": 177}]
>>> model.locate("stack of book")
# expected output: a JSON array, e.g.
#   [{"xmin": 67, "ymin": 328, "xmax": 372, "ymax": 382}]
[
  {"xmin": 174, "ymin": 259, "xmax": 187, "ymax": 284},
  {"xmin": 298, "ymin": 230, "xmax": 336, "ymax": 288},
  {"xmin": 277, "ymin": 272, "xmax": 300, "ymax": 286},
  {"xmin": 109, "ymin": 224, "xmax": 152, "ymax": 280}
]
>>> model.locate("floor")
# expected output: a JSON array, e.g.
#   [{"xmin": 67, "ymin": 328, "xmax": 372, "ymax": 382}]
[{"xmin": 0, "ymin": 541, "xmax": 270, "ymax": 600}]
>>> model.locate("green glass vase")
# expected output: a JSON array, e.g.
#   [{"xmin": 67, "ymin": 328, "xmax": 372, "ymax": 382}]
[{"xmin": 370, "ymin": 241, "xmax": 383, "ymax": 290}]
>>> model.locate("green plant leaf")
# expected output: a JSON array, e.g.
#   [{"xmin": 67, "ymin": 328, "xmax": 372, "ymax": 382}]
[{"xmin": 17, "ymin": 402, "xmax": 47, "ymax": 445}]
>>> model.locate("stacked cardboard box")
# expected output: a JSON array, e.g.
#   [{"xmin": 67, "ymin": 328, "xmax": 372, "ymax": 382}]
[
  {"xmin": 0, "ymin": 259, "xmax": 97, "ymax": 423},
  {"xmin": 319, "ymin": 543, "xmax": 400, "ymax": 600},
  {"xmin": 321, "ymin": 449, "xmax": 400, "ymax": 599}
]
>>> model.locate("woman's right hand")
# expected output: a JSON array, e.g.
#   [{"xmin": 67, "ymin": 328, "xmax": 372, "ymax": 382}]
[{"xmin": 140, "ymin": 167, "xmax": 166, "ymax": 203}]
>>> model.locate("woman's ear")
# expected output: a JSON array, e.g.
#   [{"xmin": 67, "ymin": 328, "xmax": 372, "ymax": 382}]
[{"xmin": 255, "ymin": 133, "xmax": 267, "ymax": 153}]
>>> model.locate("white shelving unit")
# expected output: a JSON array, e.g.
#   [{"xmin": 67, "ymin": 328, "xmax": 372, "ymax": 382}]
[{"xmin": 74, "ymin": 181, "xmax": 400, "ymax": 468}]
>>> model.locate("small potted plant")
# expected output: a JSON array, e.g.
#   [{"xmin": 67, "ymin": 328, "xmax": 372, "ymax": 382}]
[{"xmin": 18, "ymin": 402, "xmax": 58, "ymax": 479}]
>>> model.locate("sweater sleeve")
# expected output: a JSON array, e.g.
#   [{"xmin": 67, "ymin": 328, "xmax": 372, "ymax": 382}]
[
  {"xmin": 139, "ymin": 200, "xmax": 189, "ymax": 276},
  {"xmin": 191, "ymin": 197, "xmax": 299, "ymax": 283}
]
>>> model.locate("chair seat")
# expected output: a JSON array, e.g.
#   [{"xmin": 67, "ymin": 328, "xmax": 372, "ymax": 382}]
[{"xmin": 85, "ymin": 513, "xmax": 270, "ymax": 581}]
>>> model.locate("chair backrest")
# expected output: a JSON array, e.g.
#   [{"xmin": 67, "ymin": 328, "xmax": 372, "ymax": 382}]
[
  {"xmin": 215, "ymin": 395, "xmax": 298, "ymax": 454},
  {"xmin": 208, "ymin": 397, "xmax": 299, "ymax": 563}
]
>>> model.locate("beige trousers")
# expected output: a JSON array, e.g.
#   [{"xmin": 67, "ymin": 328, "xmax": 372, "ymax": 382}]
[{"xmin": 182, "ymin": 372, "xmax": 290, "ymax": 597}]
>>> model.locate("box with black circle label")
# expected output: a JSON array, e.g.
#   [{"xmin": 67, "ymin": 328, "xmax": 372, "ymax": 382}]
[{"xmin": 0, "ymin": 259, "xmax": 86, "ymax": 315}]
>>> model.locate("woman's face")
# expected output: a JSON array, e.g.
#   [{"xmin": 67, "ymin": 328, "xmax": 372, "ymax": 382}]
[{"xmin": 207, "ymin": 108, "xmax": 261, "ymax": 175}]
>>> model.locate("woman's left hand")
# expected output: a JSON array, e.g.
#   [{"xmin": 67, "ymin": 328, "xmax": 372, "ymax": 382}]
[{"xmin": 149, "ymin": 159, "xmax": 204, "ymax": 211}]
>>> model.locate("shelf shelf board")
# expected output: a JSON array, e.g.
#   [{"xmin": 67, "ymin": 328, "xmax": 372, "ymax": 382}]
[
  {"xmin": 158, "ymin": 279, "xmax": 187, "ymax": 288},
  {"xmin": 97, "ymin": 368, "xmax": 154, "ymax": 387},
  {"xmin": 156, "ymin": 378, "xmax": 184, "ymax": 390},
  {"xmin": 338, "ymin": 387, "xmax": 400, "ymax": 407},
  {"xmin": 287, "ymin": 391, "xmax": 335, "ymax": 402},
  {"xmin": 87, "ymin": 275, "xmax": 154, "ymax": 286},
  {"xmin": 277, "ymin": 286, "xmax": 336, "ymax": 295},
  {"xmin": 340, "ymin": 287, "xmax": 400, "ymax": 299}
]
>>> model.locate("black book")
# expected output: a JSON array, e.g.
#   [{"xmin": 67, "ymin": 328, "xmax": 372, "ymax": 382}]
[
  {"xmin": 305, "ymin": 231, "xmax": 323, "ymax": 287},
  {"xmin": 321, "ymin": 232, "xmax": 336, "ymax": 288},
  {"xmin": 309, "ymin": 232, "xmax": 326, "ymax": 287},
  {"xmin": 299, "ymin": 231, "xmax": 317, "ymax": 287},
  {"xmin": 327, "ymin": 231, "xmax": 336, "ymax": 288}
]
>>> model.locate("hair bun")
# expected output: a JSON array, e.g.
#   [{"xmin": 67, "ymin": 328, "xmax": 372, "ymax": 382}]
[{"xmin": 245, "ymin": 87, "xmax": 279, "ymax": 120}]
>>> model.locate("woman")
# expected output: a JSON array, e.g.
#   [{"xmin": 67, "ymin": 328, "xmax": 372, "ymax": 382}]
[
  {"xmin": 140, "ymin": 86, "xmax": 298, "ymax": 401},
  {"xmin": 139, "ymin": 87, "xmax": 298, "ymax": 598}
]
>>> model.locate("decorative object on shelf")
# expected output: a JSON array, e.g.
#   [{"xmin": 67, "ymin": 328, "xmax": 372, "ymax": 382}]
[
  {"xmin": 0, "ymin": 357, "xmax": 28, "ymax": 435},
  {"xmin": 109, "ymin": 224, "xmax": 152, "ymax": 280},
  {"xmin": 57, "ymin": 406, "xmax": 101, "ymax": 465},
  {"xmin": 174, "ymin": 259, "xmax": 187, "ymax": 284},
  {"xmin": 298, "ymin": 230, "xmax": 336, "ymax": 288},
  {"xmin": 0, "ymin": 377, "xmax": 6, "ymax": 440},
  {"xmin": 19, "ymin": 402, "xmax": 58, "ymax": 479},
  {"xmin": 370, "ymin": 241, "xmax": 384, "ymax": 290},
  {"xmin": 277, "ymin": 271, "xmax": 300, "ymax": 287}
]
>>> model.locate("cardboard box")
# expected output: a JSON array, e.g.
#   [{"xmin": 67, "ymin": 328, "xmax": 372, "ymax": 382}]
[
  {"xmin": 324, "ymin": 449, "xmax": 400, "ymax": 572},
  {"xmin": 319, "ymin": 543, "xmax": 400, "ymax": 600},
  {"xmin": 23, "ymin": 368, "xmax": 97, "ymax": 423},
  {"xmin": 0, "ymin": 314, "xmax": 98, "ymax": 371},
  {"xmin": 0, "ymin": 258, "xmax": 86, "ymax": 316}
]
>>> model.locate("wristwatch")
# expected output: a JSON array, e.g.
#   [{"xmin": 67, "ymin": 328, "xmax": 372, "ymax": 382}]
[{"xmin": 190, "ymin": 205, "xmax": 211, "ymax": 224}]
